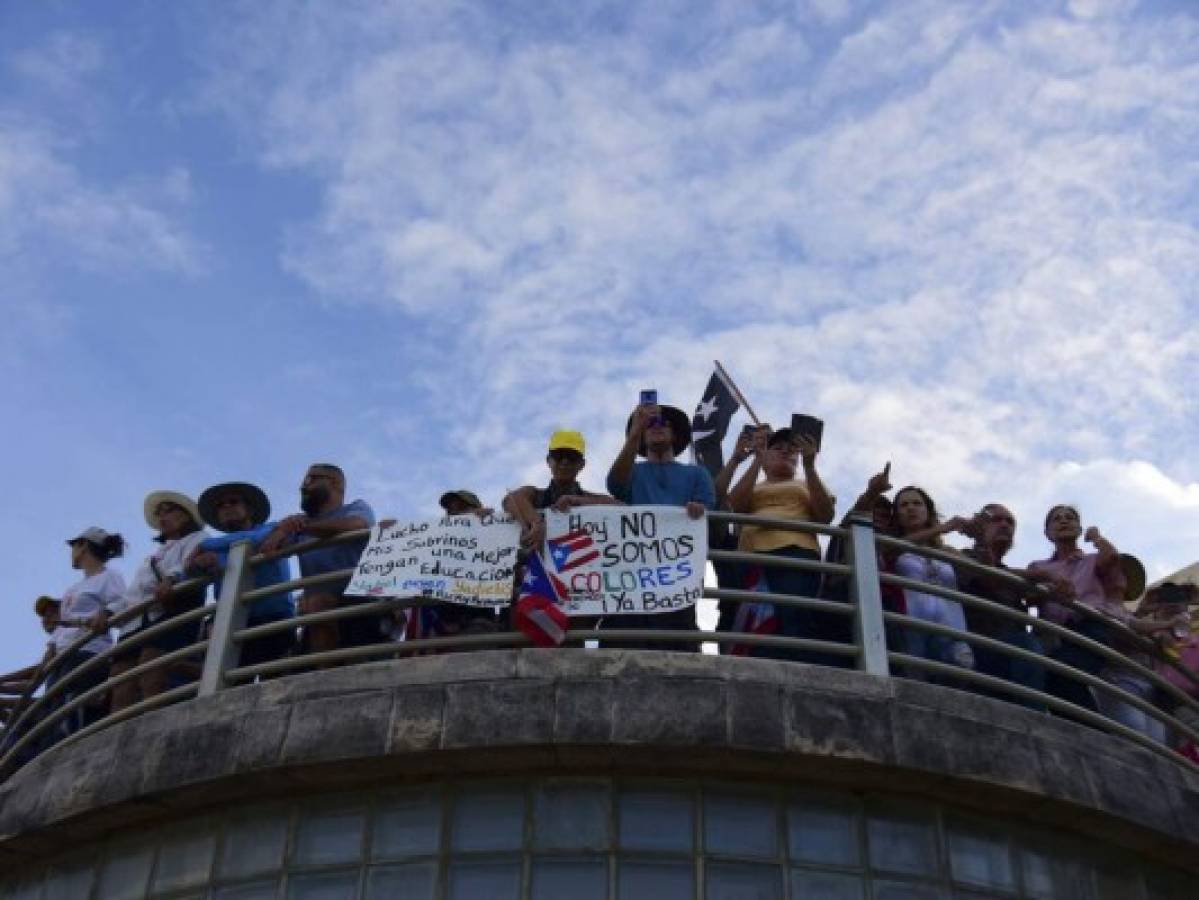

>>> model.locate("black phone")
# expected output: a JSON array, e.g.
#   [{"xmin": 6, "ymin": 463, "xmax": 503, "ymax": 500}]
[
  {"xmin": 640, "ymin": 389, "xmax": 658, "ymax": 406},
  {"xmin": 790, "ymin": 414, "xmax": 824, "ymax": 450}
]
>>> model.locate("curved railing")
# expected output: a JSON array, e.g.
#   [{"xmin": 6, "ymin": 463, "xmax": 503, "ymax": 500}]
[{"xmin": 2, "ymin": 512, "xmax": 1197, "ymax": 779}]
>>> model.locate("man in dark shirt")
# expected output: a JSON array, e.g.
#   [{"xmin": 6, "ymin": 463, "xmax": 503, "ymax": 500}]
[
  {"xmin": 503, "ymin": 430, "xmax": 620, "ymax": 549},
  {"xmin": 956, "ymin": 504, "xmax": 1047, "ymax": 708}
]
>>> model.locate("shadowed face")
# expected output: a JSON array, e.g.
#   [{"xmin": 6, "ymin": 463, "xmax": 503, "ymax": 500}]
[
  {"xmin": 894, "ymin": 488, "xmax": 934, "ymax": 534},
  {"xmin": 1044, "ymin": 505, "xmax": 1081, "ymax": 543},
  {"xmin": 214, "ymin": 491, "xmax": 252, "ymax": 532}
]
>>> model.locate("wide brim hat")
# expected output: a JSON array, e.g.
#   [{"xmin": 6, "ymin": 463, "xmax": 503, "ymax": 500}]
[
  {"xmin": 143, "ymin": 490, "xmax": 204, "ymax": 532},
  {"xmin": 625, "ymin": 405, "xmax": 692, "ymax": 457},
  {"xmin": 1119, "ymin": 553, "xmax": 1146, "ymax": 604},
  {"xmin": 198, "ymin": 482, "xmax": 271, "ymax": 532}
]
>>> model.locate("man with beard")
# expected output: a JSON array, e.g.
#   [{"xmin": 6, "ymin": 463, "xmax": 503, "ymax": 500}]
[
  {"xmin": 260, "ymin": 464, "xmax": 377, "ymax": 656},
  {"xmin": 189, "ymin": 481, "xmax": 295, "ymax": 670},
  {"xmin": 955, "ymin": 503, "xmax": 1048, "ymax": 708}
]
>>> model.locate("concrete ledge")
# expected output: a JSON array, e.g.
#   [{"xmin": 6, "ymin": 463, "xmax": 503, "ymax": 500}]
[{"xmin": 1, "ymin": 650, "xmax": 1197, "ymax": 872}]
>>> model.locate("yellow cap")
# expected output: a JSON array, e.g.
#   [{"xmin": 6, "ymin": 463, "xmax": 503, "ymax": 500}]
[{"xmin": 548, "ymin": 430, "xmax": 586, "ymax": 455}]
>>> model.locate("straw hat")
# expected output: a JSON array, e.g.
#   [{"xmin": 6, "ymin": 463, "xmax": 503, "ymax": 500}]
[{"xmin": 143, "ymin": 490, "xmax": 203, "ymax": 531}]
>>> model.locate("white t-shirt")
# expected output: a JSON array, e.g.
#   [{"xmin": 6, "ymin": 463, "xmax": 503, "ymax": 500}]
[
  {"xmin": 53, "ymin": 568, "xmax": 127, "ymax": 656},
  {"xmin": 894, "ymin": 551, "xmax": 967, "ymax": 631},
  {"xmin": 113, "ymin": 531, "xmax": 208, "ymax": 637}
]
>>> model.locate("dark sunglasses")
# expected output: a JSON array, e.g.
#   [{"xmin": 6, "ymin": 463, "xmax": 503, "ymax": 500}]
[{"xmin": 548, "ymin": 450, "xmax": 584, "ymax": 464}]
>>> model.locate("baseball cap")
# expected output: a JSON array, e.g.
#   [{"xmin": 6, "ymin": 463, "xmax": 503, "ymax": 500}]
[
  {"xmin": 548, "ymin": 430, "xmax": 586, "ymax": 455},
  {"xmin": 439, "ymin": 490, "xmax": 483, "ymax": 511},
  {"xmin": 66, "ymin": 527, "xmax": 113, "ymax": 546}
]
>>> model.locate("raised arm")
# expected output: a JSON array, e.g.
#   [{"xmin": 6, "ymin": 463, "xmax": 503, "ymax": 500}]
[
  {"xmin": 796, "ymin": 435, "xmax": 834, "ymax": 524},
  {"xmin": 714, "ymin": 430, "xmax": 754, "ymax": 508},
  {"xmin": 727, "ymin": 429, "xmax": 767, "ymax": 514},
  {"xmin": 607, "ymin": 404, "xmax": 653, "ymax": 499}
]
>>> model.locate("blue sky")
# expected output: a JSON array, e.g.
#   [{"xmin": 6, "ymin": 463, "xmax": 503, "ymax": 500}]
[{"xmin": 3, "ymin": 0, "xmax": 1198, "ymax": 675}]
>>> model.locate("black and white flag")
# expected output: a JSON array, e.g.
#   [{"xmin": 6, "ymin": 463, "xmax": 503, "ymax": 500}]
[{"xmin": 691, "ymin": 366, "xmax": 741, "ymax": 479}]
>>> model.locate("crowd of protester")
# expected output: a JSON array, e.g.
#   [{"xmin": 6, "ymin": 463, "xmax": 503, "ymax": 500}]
[{"xmin": 2, "ymin": 399, "xmax": 1197, "ymax": 768}]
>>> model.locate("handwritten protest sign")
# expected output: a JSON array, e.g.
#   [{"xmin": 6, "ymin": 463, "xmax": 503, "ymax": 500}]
[
  {"xmin": 543, "ymin": 505, "xmax": 707, "ymax": 615},
  {"xmin": 346, "ymin": 515, "xmax": 521, "ymax": 607}
]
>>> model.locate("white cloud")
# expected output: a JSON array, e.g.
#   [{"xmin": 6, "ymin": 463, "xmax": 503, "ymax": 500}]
[{"xmin": 200, "ymin": 0, "xmax": 1199, "ymax": 572}]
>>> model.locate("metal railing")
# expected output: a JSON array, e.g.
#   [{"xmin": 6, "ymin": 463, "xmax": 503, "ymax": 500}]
[{"xmin": 2, "ymin": 511, "xmax": 1197, "ymax": 779}]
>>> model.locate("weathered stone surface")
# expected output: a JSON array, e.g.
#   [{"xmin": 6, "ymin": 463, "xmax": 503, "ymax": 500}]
[
  {"xmin": 786, "ymin": 688, "xmax": 895, "ymax": 763},
  {"xmin": 443, "ymin": 680, "xmax": 554, "ymax": 748},
  {"xmin": 891, "ymin": 702, "xmax": 1041, "ymax": 793},
  {"xmin": 281, "ymin": 691, "xmax": 393, "ymax": 762},
  {"xmin": 728, "ymin": 680, "xmax": 785, "ymax": 751},
  {"xmin": 612, "ymin": 676, "xmax": 726, "ymax": 746},
  {"xmin": 553, "ymin": 679, "xmax": 614, "ymax": 744},
  {"xmin": 1, "ymin": 649, "xmax": 1197, "ymax": 876},
  {"xmin": 389, "ymin": 685, "xmax": 445, "ymax": 753}
]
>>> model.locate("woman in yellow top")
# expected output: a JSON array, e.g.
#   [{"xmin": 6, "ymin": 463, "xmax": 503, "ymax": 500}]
[{"xmin": 727, "ymin": 427, "xmax": 835, "ymax": 661}]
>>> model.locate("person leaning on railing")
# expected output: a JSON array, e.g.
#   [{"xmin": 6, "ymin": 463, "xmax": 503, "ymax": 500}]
[
  {"xmin": 819, "ymin": 463, "xmax": 898, "ymax": 658},
  {"xmin": 1140, "ymin": 582, "xmax": 1199, "ymax": 759},
  {"xmin": 504, "ymin": 429, "xmax": 624, "ymax": 637},
  {"xmin": 0, "ymin": 597, "xmax": 63, "ymax": 756},
  {"xmin": 259, "ymin": 464, "xmax": 377, "ymax": 660},
  {"xmin": 886, "ymin": 486, "xmax": 976, "ymax": 674},
  {"xmin": 953, "ymin": 505, "xmax": 1048, "ymax": 710},
  {"xmin": 1027, "ymin": 505, "xmax": 1130, "ymax": 714},
  {"xmin": 726, "ymin": 426, "xmax": 836, "ymax": 664},
  {"xmin": 188, "ymin": 481, "xmax": 296, "ymax": 672},
  {"xmin": 98, "ymin": 492, "xmax": 209, "ymax": 712},
  {"xmin": 46, "ymin": 527, "xmax": 128, "ymax": 734}
]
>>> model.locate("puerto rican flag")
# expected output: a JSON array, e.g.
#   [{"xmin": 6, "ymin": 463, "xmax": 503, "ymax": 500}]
[
  {"xmin": 546, "ymin": 529, "xmax": 600, "ymax": 573},
  {"xmin": 514, "ymin": 552, "xmax": 570, "ymax": 647},
  {"xmin": 730, "ymin": 567, "xmax": 778, "ymax": 656},
  {"xmin": 403, "ymin": 604, "xmax": 445, "ymax": 643}
]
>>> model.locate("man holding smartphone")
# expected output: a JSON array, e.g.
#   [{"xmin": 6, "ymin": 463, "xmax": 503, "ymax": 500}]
[{"xmin": 606, "ymin": 395, "xmax": 715, "ymax": 651}]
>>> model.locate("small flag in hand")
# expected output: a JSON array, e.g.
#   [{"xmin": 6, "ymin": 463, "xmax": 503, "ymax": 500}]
[
  {"xmin": 546, "ymin": 530, "xmax": 600, "ymax": 573},
  {"xmin": 692, "ymin": 367, "xmax": 741, "ymax": 479},
  {"xmin": 514, "ymin": 552, "xmax": 570, "ymax": 647}
]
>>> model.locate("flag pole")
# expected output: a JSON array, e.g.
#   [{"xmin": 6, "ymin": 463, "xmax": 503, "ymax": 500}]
[{"xmin": 714, "ymin": 360, "xmax": 761, "ymax": 425}]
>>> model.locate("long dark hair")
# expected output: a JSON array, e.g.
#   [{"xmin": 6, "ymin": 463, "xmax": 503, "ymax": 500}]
[
  {"xmin": 82, "ymin": 534, "xmax": 126, "ymax": 561},
  {"xmin": 890, "ymin": 485, "xmax": 943, "ymax": 547}
]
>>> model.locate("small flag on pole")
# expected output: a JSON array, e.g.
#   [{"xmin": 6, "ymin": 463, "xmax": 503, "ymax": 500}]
[{"xmin": 514, "ymin": 552, "xmax": 570, "ymax": 647}]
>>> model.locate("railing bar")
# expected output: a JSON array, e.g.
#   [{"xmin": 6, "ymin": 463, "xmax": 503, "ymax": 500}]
[
  {"xmin": 0, "ymin": 639, "xmax": 209, "ymax": 771},
  {"xmin": 703, "ymin": 588, "xmax": 855, "ymax": 616},
  {"xmin": 708, "ymin": 511, "xmax": 847, "ymax": 539},
  {"xmin": 227, "ymin": 629, "xmax": 859, "ymax": 683},
  {"xmin": 874, "ymin": 535, "xmax": 1182, "ymax": 679},
  {"xmin": 4, "ymin": 605, "xmax": 215, "ymax": 737},
  {"xmin": 239, "ymin": 570, "xmax": 356, "ymax": 602},
  {"xmin": 47, "ymin": 683, "xmax": 199, "ymax": 758},
  {"xmin": 880, "ymin": 573, "xmax": 1199, "ymax": 712},
  {"xmin": 707, "ymin": 550, "xmax": 850, "ymax": 577},
  {"xmin": 883, "ymin": 612, "xmax": 1199, "ymax": 746},
  {"xmin": 889, "ymin": 651, "xmax": 1199, "ymax": 772}
]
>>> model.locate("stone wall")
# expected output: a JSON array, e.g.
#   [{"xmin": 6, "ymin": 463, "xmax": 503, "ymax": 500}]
[{"xmin": 2, "ymin": 650, "xmax": 1197, "ymax": 874}]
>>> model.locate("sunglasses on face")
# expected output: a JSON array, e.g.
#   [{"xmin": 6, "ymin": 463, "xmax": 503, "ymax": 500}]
[{"xmin": 549, "ymin": 451, "xmax": 583, "ymax": 464}]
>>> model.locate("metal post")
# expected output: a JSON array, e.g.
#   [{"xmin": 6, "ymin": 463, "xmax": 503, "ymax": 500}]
[
  {"xmin": 198, "ymin": 540, "xmax": 252, "ymax": 697},
  {"xmin": 847, "ymin": 514, "xmax": 889, "ymax": 677}
]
